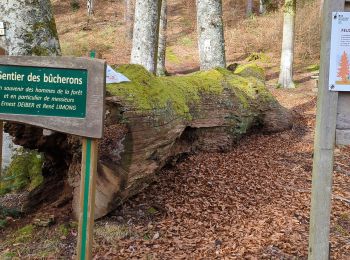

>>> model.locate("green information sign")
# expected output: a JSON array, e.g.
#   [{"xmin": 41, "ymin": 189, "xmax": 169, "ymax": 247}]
[{"xmin": 0, "ymin": 65, "xmax": 88, "ymax": 118}]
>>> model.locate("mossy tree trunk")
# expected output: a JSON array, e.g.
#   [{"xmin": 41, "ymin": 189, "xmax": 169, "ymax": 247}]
[
  {"xmin": 131, "ymin": 0, "xmax": 162, "ymax": 73},
  {"xmin": 0, "ymin": 0, "xmax": 64, "ymax": 209},
  {"xmin": 156, "ymin": 0, "xmax": 168, "ymax": 76},
  {"xmin": 278, "ymin": 0, "xmax": 296, "ymax": 88},
  {"xmin": 0, "ymin": 0, "xmax": 61, "ymax": 56},
  {"xmin": 196, "ymin": 0, "xmax": 226, "ymax": 71},
  {"xmin": 0, "ymin": 0, "xmax": 61, "ymax": 167}
]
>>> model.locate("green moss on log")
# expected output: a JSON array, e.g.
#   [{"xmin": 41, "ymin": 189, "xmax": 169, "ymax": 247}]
[
  {"xmin": 107, "ymin": 64, "xmax": 272, "ymax": 117},
  {"xmin": 234, "ymin": 63, "xmax": 265, "ymax": 81}
]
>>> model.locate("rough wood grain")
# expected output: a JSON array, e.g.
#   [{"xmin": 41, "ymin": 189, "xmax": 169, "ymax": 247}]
[
  {"xmin": 308, "ymin": 1, "xmax": 344, "ymax": 259},
  {"xmin": 77, "ymin": 138, "xmax": 98, "ymax": 260}
]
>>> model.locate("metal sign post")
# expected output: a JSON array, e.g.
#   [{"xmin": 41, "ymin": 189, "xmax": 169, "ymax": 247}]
[{"xmin": 308, "ymin": 1, "xmax": 348, "ymax": 259}]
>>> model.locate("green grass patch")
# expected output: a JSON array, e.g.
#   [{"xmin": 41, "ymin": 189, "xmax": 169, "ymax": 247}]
[
  {"xmin": 179, "ymin": 36, "xmax": 194, "ymax": 47},
  {"xmin": 13, "ymin": 224, "xmax": 35, "ymax": 243},
  {"xmin": 166, "ymin": 48, "xmax": 180, "ymax": 64},
  {"xmin": 61, "ymin": 26, "xmax": 115, "ymax": 57},
  {"xmin": 306, "ymin": 64, "xmax": 320, "ymax": 72}
]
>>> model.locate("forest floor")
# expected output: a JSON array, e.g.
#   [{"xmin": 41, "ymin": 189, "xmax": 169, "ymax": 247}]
[
  {"xmin": 1, "ymin": 0, "xmax": 349, "ymax": 259},
  {"xmin": 0, "ymin": 67, "xmax": 349, "ymax": 259}
]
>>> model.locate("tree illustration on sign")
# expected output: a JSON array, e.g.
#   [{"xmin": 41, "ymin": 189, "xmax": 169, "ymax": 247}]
[{"xmin": 337, "ymin": 51, "xmax": 350, "ymax": 84}]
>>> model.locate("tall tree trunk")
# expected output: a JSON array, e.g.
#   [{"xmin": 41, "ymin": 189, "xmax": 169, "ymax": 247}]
[
  {"xmin": 246, "ymin": 0, "xmax": 253, "ymax": 17},
  {"xmin": 259, "ymin": 0, "xmax": 266, "ymax": 14},
  {"xmin": 319, "ymin": 0, "xmax": 324, "ymax": 16},
  {"xmin": 278, "ymin": 0, "xmax": 296, "ymax": 88},
  {"xmin": 0, "ymin": 0, "xmax": 63, "ymax": 209},
  {"xmin": 0, "ymin": 0, "xmax": 61, "ymax": 56},
  {"xmin": 87, "ymin": 0, "xmax": 94, "ymax": 16},
  {"xmin": 125, "ymin": 0, "xmax": 135, "ymax": 40},
  {"xmin": 131, "ymin": 0, "xmax": 162, "ymax": 73},
  {"xmin": 0, "ymin": 0, "xmax": 61, "ymax": 167},
  {"xmin": 156, "ymin": 0, "xmax": 168, "ymax": 76},
  {"xmin": 196, "ymin": 0, "xmax": 226, "ymax": 71}
]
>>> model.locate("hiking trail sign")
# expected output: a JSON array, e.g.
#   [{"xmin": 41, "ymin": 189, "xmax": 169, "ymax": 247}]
[
  {"xmin": 329, "ymin": 11, "xmax": 350, "ymax": 91},
  {"xmin": 0, "ymin": 55, "xmax": 106, "ymax": 260},
  {"xmin": 0, "ymin": 56, "xmax": 105, "ymax": 138}
]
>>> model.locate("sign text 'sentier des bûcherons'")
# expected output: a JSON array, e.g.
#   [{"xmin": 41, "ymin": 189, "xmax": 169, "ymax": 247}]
[
  {"xmin": 0, "ymin": 56, "xmax": 106, "ymax": 138},
  {"xmin": 0, "ymin": 65, "xmax": 87, "ymax": 118}
]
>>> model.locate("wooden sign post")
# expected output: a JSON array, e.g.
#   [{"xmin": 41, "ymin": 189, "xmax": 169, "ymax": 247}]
[
  {"xmin": 0, "ymin": 56, "xmax": 106, "ymax": 260},
  {"xmin": 308, "ymin": 0, "xmax": 350, "ymax": 259},
  {"xmin": 77, "ymin": 138, "xmax": 98, "ymax": 260},
  {"xmin": 76, "ymin": 51, "xmax": 99, "ymax": 260},
  {"xmin": 0, "ymin": 120, "xmax": 2, "ymax": 182},
  {"xmin": 0, "ymin": 47, "xmax": 4, "ymax": 182}
]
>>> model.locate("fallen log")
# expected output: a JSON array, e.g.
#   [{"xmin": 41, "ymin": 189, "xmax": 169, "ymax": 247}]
[{"xmin": 5, "ymin": 64, "xmax": 293, "ymax": 219}]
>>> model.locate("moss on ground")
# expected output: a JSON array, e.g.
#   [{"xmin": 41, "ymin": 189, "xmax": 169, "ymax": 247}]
[{"xmin": 107, "ymin": 64, "xmax": 271, "ymax": 118}]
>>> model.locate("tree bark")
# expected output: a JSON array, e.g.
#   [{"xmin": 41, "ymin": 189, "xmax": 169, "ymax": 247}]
[
  {"xmin": 87, "ymin": 0, "xmax": 94, "ymax": 16},
  {"xmin": 0, "ymin": 0, "xmax": 61, "ymax": 56},
  {"xmin": 156, "ymin": 0, "xmax": 168, "ymax": 76},
  {"xmin": 196, "ymin": 0, "xmax": 226, "ymax": 71},
  {"xmin": 124, "ymin": 0, "xmax": 134, "ymax": 40},
  {"xmin": 278, "ymin": 0, "xmax": 296, "ymax": 88},
  {"xmin": 0, "ymin": 0, "xmax": 61, "ymax": 167},
  {"xmin": 0, "ymin": 0, "xmax": 64, "ymax": 209},
  {"xmin": 131, "ymin": 0, "xmax": 162, "ymax": 73},
  {"xmin": 259, "ymin": 0, "xmax": 266, "ymax": 14},
  {"xmin": 246, "ymin": 0, "xmax": 253, "ymax": 17}
]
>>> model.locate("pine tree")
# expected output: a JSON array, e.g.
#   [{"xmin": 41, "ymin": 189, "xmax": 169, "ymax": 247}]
[{"xmin": 337, "ymin": 51, "xmax": 350, "ymax": 82}]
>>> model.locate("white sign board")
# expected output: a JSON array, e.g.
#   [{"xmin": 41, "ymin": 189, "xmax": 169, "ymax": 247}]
[
  {"xmin": 329, "ymin": 12, "xmax": 350, "ymax": 91},
  {"xmin": 106, "ymin": 65, "xmax": 130, "ymax": 84}
]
